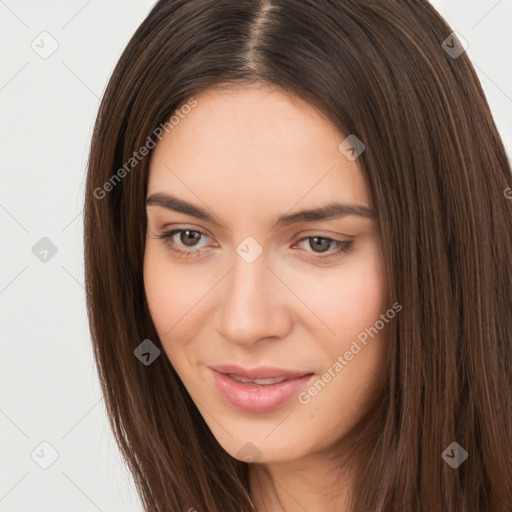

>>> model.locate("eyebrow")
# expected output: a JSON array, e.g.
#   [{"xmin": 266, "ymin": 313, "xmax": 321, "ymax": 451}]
[{"xmin": 146, "ymin": 192, "xmax": 375, "ymax": 227}]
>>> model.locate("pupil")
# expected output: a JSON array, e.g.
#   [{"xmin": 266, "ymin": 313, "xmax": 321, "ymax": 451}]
[
  {"xmin": 181, "ymin": 230, "xmax": 200, "ymax": 247},
  {"xmin": 311, "ymin": 237, "xmax": 330, "ymax": 253}
]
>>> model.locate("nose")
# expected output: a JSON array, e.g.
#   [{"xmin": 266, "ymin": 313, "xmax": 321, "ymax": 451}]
[{"xmin": 214, "ymin": 246, "xmax": 292, "ymax": 346}]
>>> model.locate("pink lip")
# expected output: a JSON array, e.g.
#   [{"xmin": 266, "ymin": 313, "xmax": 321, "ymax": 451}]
[{"xmin": 209, "ymin": 367, "xmax": 315, "ymax": 413}]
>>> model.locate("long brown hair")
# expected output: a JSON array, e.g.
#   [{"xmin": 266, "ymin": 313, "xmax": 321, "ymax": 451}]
[{"xmin": 83, "ymin": 1, "xmax": 512, "ymax": 510}]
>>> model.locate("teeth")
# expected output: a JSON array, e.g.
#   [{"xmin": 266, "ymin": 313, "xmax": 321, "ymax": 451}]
[{"xmin": 228, "ymin": 373, "xmax": 288, "ymax": 385}]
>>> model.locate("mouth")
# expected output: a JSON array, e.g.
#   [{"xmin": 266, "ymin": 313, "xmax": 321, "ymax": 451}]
[
  {"xmin": 225, "ymin": 374, "xmax": 291, "ymax": 386},
  {"xmin": 209, "ymin": 366, "xmax": 315, "ymax": 413},
  {"xmin": 209, "ymin": 364, "xmax": 312, "ymax": 381}
]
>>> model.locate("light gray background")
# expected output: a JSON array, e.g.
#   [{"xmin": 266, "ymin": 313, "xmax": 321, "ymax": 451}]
[{"xmin": 1, "ymin": 1, "xmax": 511, "ymax": 510}]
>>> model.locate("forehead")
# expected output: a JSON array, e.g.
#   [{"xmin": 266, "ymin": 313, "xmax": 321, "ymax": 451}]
[{"xmin": 147, "ymin": 85, "xmax": 370, "ymax": 215}]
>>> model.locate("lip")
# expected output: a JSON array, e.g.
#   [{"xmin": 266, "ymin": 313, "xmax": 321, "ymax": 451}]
[
  {"xmin": 209, "ymin": 367, "xmax": 315, "ymax": 413},
  {"xmin": 209, "ymin": 364, "xmax": 311, "ymax": 380}
]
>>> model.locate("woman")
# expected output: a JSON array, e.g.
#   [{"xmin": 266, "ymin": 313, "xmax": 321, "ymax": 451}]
[{"xmin": 83, "ymin": 1, "xmax": 512, "ymax": 510}]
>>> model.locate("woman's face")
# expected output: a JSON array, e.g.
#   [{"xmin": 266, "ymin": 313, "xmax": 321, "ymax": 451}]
[{"xmin": 144, "ymin": 84, "xmax": 390, "ymax": 464}]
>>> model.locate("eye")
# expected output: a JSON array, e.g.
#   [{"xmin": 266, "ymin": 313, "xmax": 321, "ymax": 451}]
[
  {"xmin": 294, "ymin": 236, "xmax": 354, "ymax": 260},
  {"xmin": 153, "ymin": 228, "xmax": 213, "ymax": 258},
  {"xmin": 153, "ymin": 228, "xmax": 354, "ymax": 261}
]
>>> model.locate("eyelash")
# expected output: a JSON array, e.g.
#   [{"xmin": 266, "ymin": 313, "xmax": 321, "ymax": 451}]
[{"xmin": 153, "ymin": 228, "xmax": 354, "ymax": 261}]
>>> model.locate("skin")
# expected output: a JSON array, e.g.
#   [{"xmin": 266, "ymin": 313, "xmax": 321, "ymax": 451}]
[{"xmin": 143, "ymin": 83, "xmax": 390, "ymax": 511}]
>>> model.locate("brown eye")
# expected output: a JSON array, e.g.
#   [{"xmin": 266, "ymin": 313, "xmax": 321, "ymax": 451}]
[
  {"xmin": 154, "ymin": 228, "xmax": 211, "ymax": 254},
  {"xmin": 179, "ymin": 230, "xmax": 203, "ymax": 247},
  {"xmin": 308, "ymin": 237, "xmax": 332, "ymax": 253},
  {"xmin": 295, "ymin": 236, "xmax": 354, "ymax": 260}
]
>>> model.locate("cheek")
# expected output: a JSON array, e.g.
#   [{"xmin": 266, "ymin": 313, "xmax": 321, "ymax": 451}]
[
  {"xmin": 143, "ymin": 239, "xmax": 388, "ymax": 348},
  {"xmin": 336, "ymin": 273, "xmax": 386, "ymax": 340},
  {"xmin": 143, "ymin": 245, "xmax": 217, "ymax": 368},
  {"xmin": 143, "ymin": 247, "xmax": 192, "ymax": 343},
  {"xmin": 287, "ymin": 252, "xmax": 387, "ymax": 341},
  {"xmin": 143, "ymin": 258, "xmax": 196, "ymax": 381},
  {"xmin": 144, "ymin": 250, "xmax": 170, "ymax": 332}
]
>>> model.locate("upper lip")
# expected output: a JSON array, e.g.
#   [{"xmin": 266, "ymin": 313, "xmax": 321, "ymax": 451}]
[{"xmin": 209, "ymin": 364, "xmax": 313, "ymax": 380}]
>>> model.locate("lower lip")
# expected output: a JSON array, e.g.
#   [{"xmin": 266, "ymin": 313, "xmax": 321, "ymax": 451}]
[{"xmin": 210, "ymin": 369, "xmax": 315, "ymax": 413}]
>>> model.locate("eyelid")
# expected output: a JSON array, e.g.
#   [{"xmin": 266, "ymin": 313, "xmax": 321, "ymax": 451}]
[
  {"xmin": 292, "ymin": 229, "xmax": 353, "ymax": 241},
  {"xmin": 156, "ymin": 222, "xmax": 215, "ymax": 238},
  {"xmin": 156, "ymin": 226, "xmax": 217, "ymax": 248}
]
